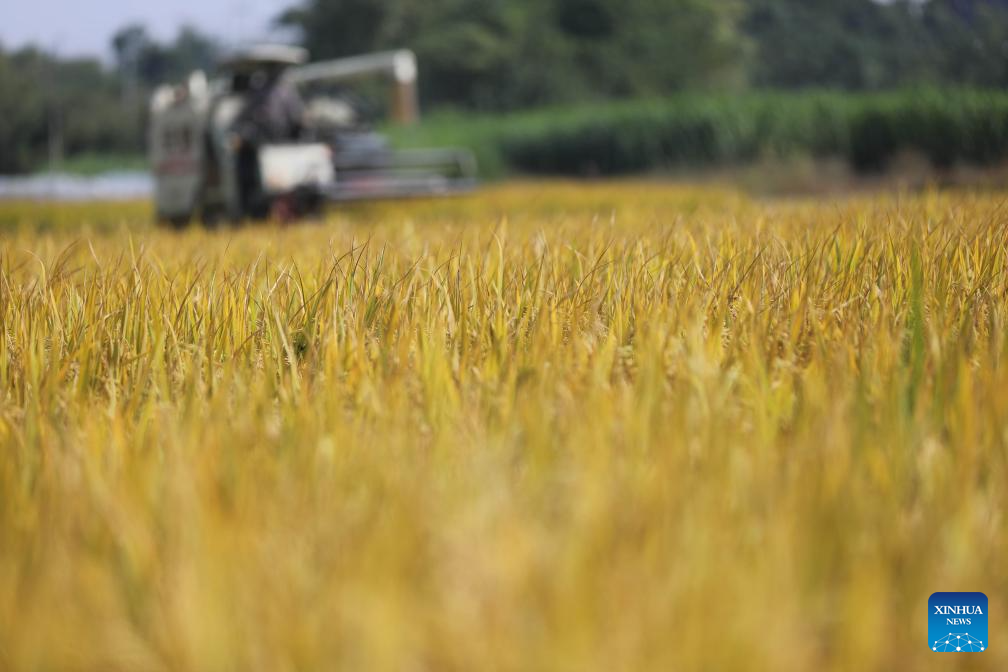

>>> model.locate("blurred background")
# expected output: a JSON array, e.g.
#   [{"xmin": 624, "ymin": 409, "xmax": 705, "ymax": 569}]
[{"xmin": 5, "ymin": 0, "xmax": 1008, "ymax": 188}]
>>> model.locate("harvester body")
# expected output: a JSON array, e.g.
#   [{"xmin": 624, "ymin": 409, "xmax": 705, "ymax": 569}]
[{"xmin": 149, "ymin": 46, "xmax": 474, "ymax": 224}]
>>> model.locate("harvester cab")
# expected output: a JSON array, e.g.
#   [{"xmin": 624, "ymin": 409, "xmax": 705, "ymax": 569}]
[{"xmin": 149, "ymin": 46, "xmax": 476, "ymax": 225}]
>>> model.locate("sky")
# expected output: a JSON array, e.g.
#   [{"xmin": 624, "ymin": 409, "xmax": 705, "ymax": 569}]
[{"xmin": 0, "ymin": 0, "xmax": 294, "ymax": 59}]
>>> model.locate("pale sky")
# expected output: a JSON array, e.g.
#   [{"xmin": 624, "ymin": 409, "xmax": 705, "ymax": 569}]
[{"xmin": 0, "ymin": 0, "xmax": 295, "ymax": 59}]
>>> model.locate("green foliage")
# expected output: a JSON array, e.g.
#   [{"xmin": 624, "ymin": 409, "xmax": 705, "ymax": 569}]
[
  {"xmin": 56, "ymin": 153, "xmax": 148, "ymax": 176},
  {"xmin": 281, "ymin": 0, "xmax": 1008, "ymax": 110},
  {"xmin": 745, "ymin": 0, "xmax": 1008, "ymax": 90},
  {"xmin": 744, "ymin": 0, "xmax": 926, "ymax": 89},
  {"xmin": 111, "ymin": 24, "xmax": 221, "ymax": 88},
  {"xmin": 0, "ymin": 26, "xmax": 220, "ymax": 174},
  {"xmin": 281, "ymin": 0, "xmax": 745, "ymax": 110},
  {"xmin": 846, "ymin": 90, "xmax": 1008, "ymax": 171},
  {"xmin": 0, "ymin": 48, "xmax": 141, "ymax": 173},
  {"xmin": 395, "ymin": 90, "xmax": 1008, "ymax": 177},
  {"xmin": 9, "ymin": 1, "xmax": 1008, "ymax": 173}
]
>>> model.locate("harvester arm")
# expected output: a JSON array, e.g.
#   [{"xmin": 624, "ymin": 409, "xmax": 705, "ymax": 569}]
[
  {"xmin": 282, "ymin": 49, "xmax": 477, "ymax": 201},
  {"xmin": 284, "ymin": 50, "xmax": 419, "ymax": 124}
]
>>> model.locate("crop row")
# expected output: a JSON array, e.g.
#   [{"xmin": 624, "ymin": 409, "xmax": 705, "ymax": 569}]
[{"xmin": 398, "ymin": 89, "xmax": 1008, "ymax": 176}]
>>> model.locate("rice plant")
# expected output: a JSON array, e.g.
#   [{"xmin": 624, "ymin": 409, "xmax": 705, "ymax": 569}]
[{"xmin": 0, "ymin": 182, "xmax": 1005, "ymax": 671}]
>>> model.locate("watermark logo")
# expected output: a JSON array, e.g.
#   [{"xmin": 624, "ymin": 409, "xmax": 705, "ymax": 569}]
[{"xmin": 929, "ymin": 592, "xmax": 988, "ymax": 652}]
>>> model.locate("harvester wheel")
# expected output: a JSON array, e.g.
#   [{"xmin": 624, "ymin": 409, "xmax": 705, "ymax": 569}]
[{"xmin": 161, "ymin": 215, "xmax": 190, "ymax": 230}]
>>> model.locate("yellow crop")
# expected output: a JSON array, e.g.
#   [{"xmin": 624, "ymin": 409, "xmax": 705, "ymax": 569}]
[{"xmin": 0, "ymin": 182, "xmax": 1005, "ymax": 671}]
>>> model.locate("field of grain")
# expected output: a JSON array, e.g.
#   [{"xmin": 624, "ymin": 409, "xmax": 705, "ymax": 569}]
[{"xmin": 0, "ymin": 183, "xmax": 1005, "ymax": 671}]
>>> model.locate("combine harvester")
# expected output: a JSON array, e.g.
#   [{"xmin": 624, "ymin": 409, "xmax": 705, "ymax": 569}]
[{"xmin": 149, "ymin": 46, "xmax": 476, "ymax": 225}]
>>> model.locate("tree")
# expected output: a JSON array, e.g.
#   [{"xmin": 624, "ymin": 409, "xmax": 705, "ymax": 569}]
[
  {"xmin": 0, "ymin": 46, "xmax": 142, "ymax": 172},
  {"xmin": 112, "ymin": 23, "xmax": 221, "ymax": 88},
  {"xmin": 277, "ymin": 0, "xmax": 392, "ymax": 59},
  {"xmin": 741, "ymin": 0, "xmax": 1008, "ymax": 90},
  {"xmin": 277, "ymin": 0, "xmax": 744, "ymax": 110},
  {"xmin": 920, "ymin": 0, "xmax": 1008, "ymax": 86},
  {"xmin": 743, "ymin": 0, "xmax": 928, "ymax": 89}
]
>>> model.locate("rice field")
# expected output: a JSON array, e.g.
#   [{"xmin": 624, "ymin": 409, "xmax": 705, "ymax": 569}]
[{"xmin": 0, "ymin": 182, "xmax": 1005, "ymax": 671}]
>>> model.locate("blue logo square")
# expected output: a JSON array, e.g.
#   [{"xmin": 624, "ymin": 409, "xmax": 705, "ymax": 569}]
[{"xmin": 929, "ymin": 592, "xmax": 988, "ymax": 652}]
